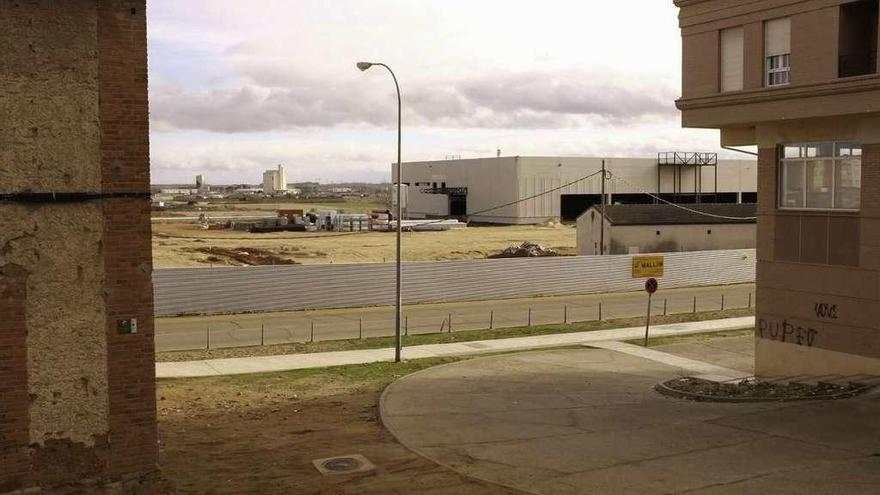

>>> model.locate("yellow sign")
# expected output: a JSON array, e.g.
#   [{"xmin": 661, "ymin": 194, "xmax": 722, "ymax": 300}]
[{"xmin": 632, "ymin": 256, "xmax": 664, "ymax": 278}]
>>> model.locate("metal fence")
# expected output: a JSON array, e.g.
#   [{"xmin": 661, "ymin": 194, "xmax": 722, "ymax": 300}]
[
  {"xmin": 155, "ymin": 285, "xmax": 755, "ymax": 352},
  {"xmin": 154, "ymin": 249, "xmax": 756, "ymax": 316}
]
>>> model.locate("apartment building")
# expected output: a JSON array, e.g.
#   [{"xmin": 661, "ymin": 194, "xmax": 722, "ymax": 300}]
[{"xmin": 675, "ymin": 0, "xmax": 880, "ymax": 376}]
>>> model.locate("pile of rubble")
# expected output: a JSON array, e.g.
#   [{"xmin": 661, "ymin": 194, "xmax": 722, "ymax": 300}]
[{"xmin": 488, "ymin": 241, "xmax": 559, "ymax": 259}]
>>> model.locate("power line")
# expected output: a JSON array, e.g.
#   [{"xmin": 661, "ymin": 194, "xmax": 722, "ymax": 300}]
[
  {"xmin": 607, "ymin": 172, "xmax": 757, "ymax": 220},
  {"xmin": 466, "ymin": 169, "xmax": 604, "ymax": 218},
  {"xmin": 153, "ymin": 168, "xmax": 605, "ymax": 241}
]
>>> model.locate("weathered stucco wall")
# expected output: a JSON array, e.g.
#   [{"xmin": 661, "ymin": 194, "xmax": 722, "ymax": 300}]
[{"xmin": 0, "ymin": 3, "xmax": 110, "ymax": 449}]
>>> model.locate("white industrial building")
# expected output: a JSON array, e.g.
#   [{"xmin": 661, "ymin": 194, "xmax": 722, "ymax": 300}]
[
  {"xmin": 262, "ymin": 164, "xmax": 288, "ymax": 195},
  {"xmin": 576, "ymin": 203, "xmax": 757, "ymax": 255},
  {"xmin": 392, "ymin": 154, "xmax": 757, "ymax": 224}
]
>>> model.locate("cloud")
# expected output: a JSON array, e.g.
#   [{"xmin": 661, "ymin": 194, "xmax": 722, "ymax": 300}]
[{"xmin": 149, "ymin": 68, "xmax": 678, "ymax": 133}]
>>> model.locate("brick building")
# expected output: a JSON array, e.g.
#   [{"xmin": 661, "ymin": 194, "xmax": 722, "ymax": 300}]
[
  {"xmin": 674, "ymin": 0, "xmax": 880, "ymax": 376},
  {"xmin": 1, "ymin": 2, "xmax": 158, "ymax": 493}
]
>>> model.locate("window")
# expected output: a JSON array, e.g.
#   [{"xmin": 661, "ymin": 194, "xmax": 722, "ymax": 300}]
[
  {"xmin": 839, "ymin": 0, "xmax": 878, "ymax": 78},
  {"xmin": 767, "ymin": 54, "xmax": 790, "ymax": 86},
  {"xmin": 720, "ymin": 27, "xmax": 744, "ymax": 92},
  {"xmin": 779, "ymin": 142, "xmax": 861, "ymax": 211},
  {"xmin": 765, "ymin": 18, "xmax": 791, "ymax": 87}
]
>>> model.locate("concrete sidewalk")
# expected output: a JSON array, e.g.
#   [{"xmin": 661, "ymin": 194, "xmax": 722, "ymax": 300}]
[
  {"xmin": 155, "ymin": 316, "xmax": 754, "ymax": 378},
  {"xmin": 380, "ymin": 340, "xmax": 880, "ymax": 494}
]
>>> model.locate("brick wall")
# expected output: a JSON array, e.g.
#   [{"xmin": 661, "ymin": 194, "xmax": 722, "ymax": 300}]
[
  {"xmin": 756, "ymin": 140, "xmax": 880, "ymax": 374},
  {"xmin": 97, "ymin": 1, "xmax": 158, "ymax": 482},
  {"xmin": 0, "ymin": 1, "xmax": 157, "ymax": 492},
  {"xmin": 0, "ymin": 266, "xmax": 31, "ymax": 492}
]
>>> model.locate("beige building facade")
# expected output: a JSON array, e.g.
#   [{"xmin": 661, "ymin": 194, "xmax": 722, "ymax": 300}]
[{"xmin": 675, "ymin": 0, "xmax": 880, "ymax": 376}]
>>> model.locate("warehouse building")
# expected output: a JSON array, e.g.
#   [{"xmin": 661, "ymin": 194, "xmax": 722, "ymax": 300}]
[
  {"xmin": 393, "ymin": 155, "xmax": 757, "ymax": 224},
  {"xmin": 576, "ymin": 203, "xmax": 757, "ymax": 255}
]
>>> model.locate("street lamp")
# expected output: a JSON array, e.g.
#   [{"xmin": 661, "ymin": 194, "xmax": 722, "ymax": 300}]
[{"xmin": 357, "ymin": 61, "xmax": 403, "ymax": 363}]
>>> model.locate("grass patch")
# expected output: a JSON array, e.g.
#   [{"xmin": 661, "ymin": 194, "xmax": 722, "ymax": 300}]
[
  {"xmin": 157, "ymin": 307, "xmax": 754, "ymax": 362},
  {"xmin": 158, "ymin": 347, "xmax": 585, "ymax": 397},
  {"xmin": 628, "ymin": 328, "xmax": 754, "ymax": 348}
]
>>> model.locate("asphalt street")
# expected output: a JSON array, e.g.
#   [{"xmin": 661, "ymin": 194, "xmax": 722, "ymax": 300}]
[{"xmin": 155, "ymin": 283, "xmax": 755, "ymax": 352}]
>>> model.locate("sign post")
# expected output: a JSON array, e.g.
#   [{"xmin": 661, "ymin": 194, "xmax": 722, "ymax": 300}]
[{"xmin": 644, "ymin": 277, "xmax": 658, "ymax": 346}]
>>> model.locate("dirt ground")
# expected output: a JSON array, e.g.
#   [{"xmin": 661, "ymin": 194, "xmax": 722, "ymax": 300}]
[
  {"xmin": 156, "ymin": 359, "xmax": 522, "ymax": 495},
  {"xmin": 152, "ymin": 222, "xmax": 576, "ymax": 267}
]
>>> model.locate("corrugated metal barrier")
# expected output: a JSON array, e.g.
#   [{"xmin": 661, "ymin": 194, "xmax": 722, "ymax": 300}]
[{"xmin": 153, "ymin": 249, "xmax": 756, "ymax": 316}]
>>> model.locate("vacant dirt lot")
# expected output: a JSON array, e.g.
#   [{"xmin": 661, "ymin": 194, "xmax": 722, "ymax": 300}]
[
  {"xmin": 157, "ymin": 359, "xmax": 522, "ymax": 494},
  {"xmin": 152, "ymin": 223, "xmax": 576, "ymax": 267}
]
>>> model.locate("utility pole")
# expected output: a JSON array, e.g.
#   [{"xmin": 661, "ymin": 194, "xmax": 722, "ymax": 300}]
[{"xmin": 600, "ymin": 159, "xmax": 606, "ymax": 255}]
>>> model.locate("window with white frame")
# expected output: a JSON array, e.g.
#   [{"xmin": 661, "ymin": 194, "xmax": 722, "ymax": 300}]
[
  {"xmin": 767, "ymin": 54, "xmax": 790, "ymax": 86},
  {"xmin": 779, "ymin": 142, "xmax": 861, "ymax": 210},
  {"xmin": 765, "ymin": 17, "xmax": 791, "ymax": 87}
]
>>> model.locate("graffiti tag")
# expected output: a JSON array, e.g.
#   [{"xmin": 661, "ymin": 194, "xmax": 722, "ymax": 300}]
[
  {"xmin": 814, "ymin": 303, "xmax": 838, "ymax": 320},
  {"xmin": 757, "ymin": 318, "xmax": 818, "ymax": 347}
]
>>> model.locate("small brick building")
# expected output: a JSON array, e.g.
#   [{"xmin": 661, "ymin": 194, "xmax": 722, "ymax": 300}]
[{"xmin": 0, "ymin": 1, "xmax": 158, "ymax": 493}]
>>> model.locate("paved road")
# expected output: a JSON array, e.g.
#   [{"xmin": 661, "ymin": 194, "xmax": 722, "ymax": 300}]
[{"xmin": 155, "ymin": 283, "xmax": 754, "ymax": 352}]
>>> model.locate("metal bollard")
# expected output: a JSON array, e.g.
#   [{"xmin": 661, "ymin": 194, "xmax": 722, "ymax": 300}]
[
  {"xmin": 564, "ymin": 305, "xmax": 568, "ymax": 324},
  {"xmin": 663, "ymin": 298, "xmax": 667, "ymax": 316},
  {"xmin": 261, "ymin": 323, "xmax": 265, "ymax": 346},
  {"xmin": 310, "ymin": 320, "xmax": 315, "ymax": 342},
  {"xmin": 448, "ymin": 313, "xmax": 453, "ymax": 333},
  {"xmin": 490, "ymin": 310, "xmax": 494, "ymax": 329},
  {"xmin": 405, "ymin": 315, "xmax": 408, "ymax": 336},
  {"xmin": 598, "ymin": 303, "xmax": 603, "ymax": 321},
  {"xmin": 748, "ymin": 292, "xmax": 752, "ymax": 309},
  {"xmin": 721, "ymin": 294, "xmax": 725, "ymax": 311},
  {"xmin": 206, "ymin": 326, "xmax": 210, "ymax": 350},
  {"xmin": 359, "ymin": 318, "xmax": 363, "ymax": 340},
  {"xmin": 528, "ymin": 307, "xmax": 532, "ymax": 327},
  {"xmin": 693, "ymin": 296, "xmax": 697, "ymax": 313}
]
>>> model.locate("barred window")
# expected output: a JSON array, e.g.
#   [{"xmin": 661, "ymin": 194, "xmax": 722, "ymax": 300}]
[{"xmin": 767, "ymin": 54, "xmax": 790, "ymax": 86}]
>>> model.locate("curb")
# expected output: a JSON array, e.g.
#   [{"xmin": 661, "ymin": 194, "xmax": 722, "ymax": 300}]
[{"xmin": 654, "ymin": 378, "xmax": 873, "ymax": 403}]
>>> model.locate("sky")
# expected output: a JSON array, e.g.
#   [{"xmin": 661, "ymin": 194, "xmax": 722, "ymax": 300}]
[{"xmin": 147, "ymin": 0, "xmax": 725, "ymax": 185}]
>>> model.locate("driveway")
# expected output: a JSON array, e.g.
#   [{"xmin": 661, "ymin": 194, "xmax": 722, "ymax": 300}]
[{"xmin": 380, "ymin": 337, "xmax": 880, "ymax": 494}]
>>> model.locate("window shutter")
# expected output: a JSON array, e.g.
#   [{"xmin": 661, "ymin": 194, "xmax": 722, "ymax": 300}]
[
  {"xmin": 720, "ymin": 27, "xmax": 744, "ymax": 92},
  {"xmin": 765, "ymin": 17, "xmax": 791, "ymax": 57}
]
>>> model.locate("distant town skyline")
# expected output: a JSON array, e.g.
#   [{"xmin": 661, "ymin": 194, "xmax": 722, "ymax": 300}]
[{"xmin": 148, "ymin": 0, "xmax": 730, "ymax": 184}]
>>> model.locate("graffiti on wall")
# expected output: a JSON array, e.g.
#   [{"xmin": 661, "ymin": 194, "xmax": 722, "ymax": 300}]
[
  {"xmin": 757, "ymin": 318, "xmax": 819, "ymax": 347},
  {"xmin": 814, "ymin": 303, "xmax": 839, "ymax": 320}
]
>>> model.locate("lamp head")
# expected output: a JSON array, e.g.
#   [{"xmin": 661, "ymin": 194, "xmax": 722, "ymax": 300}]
[{"xmin": 356, "ymin": 62, "xmax": 373, "ymax": 71}]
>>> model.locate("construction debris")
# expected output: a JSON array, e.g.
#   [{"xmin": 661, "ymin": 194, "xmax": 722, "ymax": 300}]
[
  {"xmin": 191, "ymin": 247, "xmax": 299, "ymax": 266},
  {"xmin": 488, "ymin": 241, "xmax": 559, "ymax": 259}
]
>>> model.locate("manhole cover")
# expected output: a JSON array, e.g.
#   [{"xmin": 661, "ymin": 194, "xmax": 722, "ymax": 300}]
[
  {"xmin": 323, "ymin": 457, "xmax": 361, "ymax": 472},
  {"xmin": 312, "ymin": 454, "xmax": 375, "ymax": 476}
]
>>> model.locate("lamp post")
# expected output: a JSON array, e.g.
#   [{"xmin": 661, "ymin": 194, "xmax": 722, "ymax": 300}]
[{"xmin": 357, "ymin": 61, "xmax": 403, "ymax": 363}]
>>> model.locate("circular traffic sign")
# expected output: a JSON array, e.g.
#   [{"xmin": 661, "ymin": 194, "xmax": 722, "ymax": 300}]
[{"xmin": 645, "ymin": 278, "xmax": 658, "ymax": 295}]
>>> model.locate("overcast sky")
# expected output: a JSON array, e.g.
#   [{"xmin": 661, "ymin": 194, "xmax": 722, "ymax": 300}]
[{"xmin": 147, "ymin": 0, "xmax": 723, "ymax": 185}]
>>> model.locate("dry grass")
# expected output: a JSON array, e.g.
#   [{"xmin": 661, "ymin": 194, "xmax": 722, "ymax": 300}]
[{"xmin": 152, "ymin": 222, "xmax": 577, "ymax": 267}]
